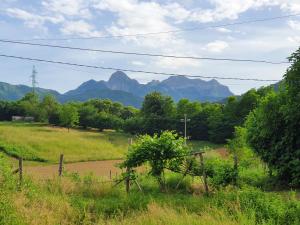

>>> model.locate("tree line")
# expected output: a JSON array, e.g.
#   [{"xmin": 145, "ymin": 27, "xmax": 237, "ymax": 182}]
[{"xmin": 0, "ymin": 85, "xmax": 272, "ymax": 142}]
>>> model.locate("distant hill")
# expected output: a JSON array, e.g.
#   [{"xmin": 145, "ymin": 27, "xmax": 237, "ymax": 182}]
[
  {"xmin": 0, "ymin": 82, "xmax": 60, "ymax": 101},
  {"xmin": 0, "ymin": 71, "xmax": 235, "ymax": 107}
]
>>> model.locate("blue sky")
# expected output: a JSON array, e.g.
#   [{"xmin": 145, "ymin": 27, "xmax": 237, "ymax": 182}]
[{"xmin": 0, "ymin": 0, "xmax": 300, "ymax": 95}]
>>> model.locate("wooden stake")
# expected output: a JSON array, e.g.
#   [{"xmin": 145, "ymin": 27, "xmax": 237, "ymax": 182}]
[
  {"xmin": 233, "ymin": 152, "xmax": 238, "ymax": 186},
  {"xmin": 199, "ymin": 153, "xmax": 209, "ymax": 194},
  {"xmin": 126, "ymin": 167, "xmax": 130, "ymax": 193},
  {"xmin": 18, "ymin": 157, "xmax": 23, "ymax": 185},
  {"xmin": 59, "ymin": 154, "xmax": 64, "ymax": 176},
  {"xmin": 134, "ymin": 179, "xmax": 143, "ymax": 192},
  {"xmin": 109, "ymin": 170, "xmax": 112, "ymax": 180}
]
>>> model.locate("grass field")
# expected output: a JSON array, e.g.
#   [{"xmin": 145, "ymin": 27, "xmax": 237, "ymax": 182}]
[
  {"xmin": 0, "ymin": 122, "xmax": 220, "ymax": 164},
  {"xmin": 0, "ymin": 122, "xmax": 131, "ymax": 163}
]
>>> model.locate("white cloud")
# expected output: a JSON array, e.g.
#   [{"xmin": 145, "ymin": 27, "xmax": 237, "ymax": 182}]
[
  {"xmin": 92, "ymin": 0, "xmax": 201, "ymax": 69},
  {"xmin": 186, "ymin": 0, "xmax": 300, "ymax": 23},
  {"xmin": 131, "ymin": 61, "xmax": 145, "ymax": 66},
  {"xmin": 204, "ymin": 40, "xmax": 229, "ymax": 53},
  {"xmin": 155, "ymin": 57, "xmax": 201, "ymax": 69},
  {"xmin": 216, "ymin": 27, "xmax": 232, "ymax": 33},
  {"xmin": 6, "ymin": 8, "xmax": 63, "ymax": 28},
  {"xmin": 60, "ymin": 20, "xmax": 102, "ymax": 37},
  {"xmin": 41, "ymin": 0, "xmax": 92, "ymax": 18},
  {"xmin": 288, "ymin": 20, "xmax": 300, "ymax": 30},
  {"xmin": 287, "ymin": 36, "xmax": 300, "ymax": 43}
]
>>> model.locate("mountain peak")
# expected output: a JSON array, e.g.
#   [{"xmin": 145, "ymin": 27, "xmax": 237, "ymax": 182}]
[
  {"xmin": 107, "ymin": 71, "xmax": 141, "ymax": 92},
  {"xmin": 109, "ymin": 71, "xmax": 131, "ymax": 82}
]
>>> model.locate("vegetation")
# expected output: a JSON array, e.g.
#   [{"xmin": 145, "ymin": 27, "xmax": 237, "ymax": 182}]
[
  {"xmin": 0, "ymin": 122, "xmax": 131, "ymax": 163},
  {"xmin": 246, "ymin": 49, "xmax": 300, "ymax": 186},
  {"xmin": 123, "ymin": 131, "xmax": 188, "ymax": 190},
  {"xmin": 0, "ymin": 151, "xmax": 299, "ymax": 225},
  {"xmin": 0, "ymin": 83, "xmax": 273, "ymax": 144},
  {"xmin": 1, "ymin": 49, "xmax": 300, "ymax": 224}
]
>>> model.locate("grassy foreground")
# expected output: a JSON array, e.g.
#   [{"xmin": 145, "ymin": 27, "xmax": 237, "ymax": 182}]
[
  {"xmin": 0, "ymin": 122, "xmax": 220, "ymax": 164},
  {"xmin": 1, "ymin": 154, "xmax": 299, "ymax": 225}
]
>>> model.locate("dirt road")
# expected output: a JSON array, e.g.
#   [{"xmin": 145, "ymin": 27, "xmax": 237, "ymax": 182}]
[
  {"xmin": 24, "ymin": 148, "xmax": 228, "ymax": 179},
  {"xmin": 25, "ymin": 160, "xmax": 124, "ymax": 179}
]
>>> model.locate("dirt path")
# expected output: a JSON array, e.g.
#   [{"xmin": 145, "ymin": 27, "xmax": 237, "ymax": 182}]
[
  {"xmin": 25, "ymin": 160, "xmax": 124, "ymax": 179},
  {"xmin": 24, "ymin": 148, "xmax": 229, "ymax": 179}
]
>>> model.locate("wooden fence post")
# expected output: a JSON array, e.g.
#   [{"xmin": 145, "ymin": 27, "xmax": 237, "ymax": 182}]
[
  {"xmin": 58, "ymin": 154, "xmax": 64, "ymax": 177},
  {"xmin": 109, "ymin": 170, "xmax": 112, "ymax": 180},
  {"xmin": 126, "ymin": 167, "xmax": 130, "ymax": 193},
  {"xmin": 233, "ymin": 152, "xmax": 238, "ymax": 186},
  {"xmin": 199, "ymin": 152, "xmax": 209, "ymax": 194},
  {"xmin": 18, "ymin": 157, "xmax": 23, "ymax": 185}
]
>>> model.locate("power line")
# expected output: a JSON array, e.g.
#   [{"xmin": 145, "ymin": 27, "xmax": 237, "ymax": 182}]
[
  {"xmin": 0, "ymin": 53, "xmax": 281, "ymax": 82},
  {"xmin": 6, "ymin": 13, "xmax": 300, "ymax": 42},
  {"xmin": 0, "ymin": 39, "xmax": 289, "ymax": 65}
]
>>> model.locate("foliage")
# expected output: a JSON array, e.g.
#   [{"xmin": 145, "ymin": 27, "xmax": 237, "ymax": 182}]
[
  {"xmin": 246, "ymin": 48, "xmax": 300, "ymax": 186},
  {"xmin": 123, "ymin": 131, "xmax": 188, "ymax": 190},
  {"xmin": 1, "ymin": 152, "xmax": 299, "ymax": 225},
  {"xmin": 58, "ymin": 103, "xmax": 79, "ymax": 130}
]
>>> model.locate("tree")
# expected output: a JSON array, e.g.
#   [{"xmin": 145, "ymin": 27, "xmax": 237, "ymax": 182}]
[
  {"xmin": 122, "ymin": 131, "xmax": 187, "ymax": 190},
  {"xmin": 78, "ymin": 104, "xmax": 98, "ymax": 129},
  {"xmin": 18, "ymin": 92, "xmax": 44, "ymax": 121},
  {"xmin": 141, "ymin": 92, "xmax": 175, "ymax": 134},
  {"xmin": 40, "ymin": 95, "xmax": 60, "ymax": 123},
  {"xmin": 246, "ymin": 48, "xmax": 300, "ymax": 186},
  {"xmin": 59, "ymin": 104, "xmax": 79, "ymax": 131},
  {"xmin": 227, "ymin": 126, "xmax": 248, "ymax": 186}
]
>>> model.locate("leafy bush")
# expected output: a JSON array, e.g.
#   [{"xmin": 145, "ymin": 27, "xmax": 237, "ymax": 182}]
[
  {"xmin": 122, "ymin": 131, "xmax": 188, "ymax": 190},
  {"xmin": 205, "ymin": 158, "xmax": 236, "ymax": 187}
]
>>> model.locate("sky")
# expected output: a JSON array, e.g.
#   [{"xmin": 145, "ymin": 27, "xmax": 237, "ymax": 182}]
[{"xmin": 0, "ymin": 0, "xmax": 300, "ymax": 95}]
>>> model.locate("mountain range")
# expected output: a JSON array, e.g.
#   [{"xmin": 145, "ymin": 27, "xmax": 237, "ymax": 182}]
[{"xmin": 0, "ymin": 71, "xmax": 233, "ymax": 107}]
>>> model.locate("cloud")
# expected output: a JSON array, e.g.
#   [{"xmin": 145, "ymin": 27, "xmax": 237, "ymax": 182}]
[
  {"xmin": 93, "ymin": 0, "xmax": 176, "ymax": 45},
  {"xmin": 216, "ymin": 27, "xmax": 232, "ymax": 33},
  {"xmin": 6, "ymin": 8, "xmax": 63, "ymax": 28},
  {"xmin": 131, "ymin": 61, "xmax": 145, "ymax": 66},
  {"xmin": 41, "ymin": 0, "xmax": 92, "ymax": 18},
  {"xmin": 204, "ymin": 40, "xmax": 229, "ymax": 53},
  {"xmin": 60, "ymin": 20, "xmax": 102, "ymax": 37},
  {"xmin": 288, "ymin": 20, "xmax": 300, "ymax": 30},
  {"xmin": 287, "ymin": 36, "xmax": 300, "ymax": 43},
  {"xmin": 155, "ymin": 57, "xmax": 201, "ymax": 69}
]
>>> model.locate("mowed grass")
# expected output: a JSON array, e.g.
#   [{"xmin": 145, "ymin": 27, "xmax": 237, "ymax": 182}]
[{"xmin": 0, "ymin": 122, "xmax": 131, "ymax": 163}]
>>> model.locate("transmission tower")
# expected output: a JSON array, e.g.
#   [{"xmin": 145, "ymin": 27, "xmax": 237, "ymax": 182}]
[{"xmin": 30, "ymin": 65, "xmax": 38, "ymax": 93}]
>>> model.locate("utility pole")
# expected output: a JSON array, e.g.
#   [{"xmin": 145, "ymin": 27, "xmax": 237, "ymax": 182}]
[
  {"xmin": 180, "ymin": 114, "xmax": 190, "ymax": 146},
  {"xmin": 30, "ymin": 65, "xmax": 38, "ymax": 94}
]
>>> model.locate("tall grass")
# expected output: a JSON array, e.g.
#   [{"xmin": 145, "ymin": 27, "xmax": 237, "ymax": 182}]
[{"xmin": 1, "ymin": 158, "xmax": 299, "ymax": 225}]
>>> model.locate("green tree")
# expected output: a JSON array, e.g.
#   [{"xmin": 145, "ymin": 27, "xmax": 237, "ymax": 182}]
[
  {"xmin": 141, "ymin": 92, "xmax": 175, "ymax": 134},
  {"xmin": 78, "ymin": 104, "xmax": 98, "ymax": 129},
  {"xmin": 59, "ymin": 104, "xmax": 79, "ymax": 131},
  {"xmin": 123, "ymin": 131, "xmax": 187, "ymax": 190},
  {"xmin": 246, "ymin": 48, "xmax": 300, "ymax": 186},
  {"xmin": 40, "ymin": 95, "xmax": 60, "ymax": 123},
  {"xmin": 18, "ymin": 92, "xmax": 44, "ymax": 121}
]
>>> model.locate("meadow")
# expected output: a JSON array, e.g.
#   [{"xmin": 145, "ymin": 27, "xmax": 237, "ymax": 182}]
[{"xmin": 0, "ymin": 122, "xmax": 219, "ymax": 164}]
